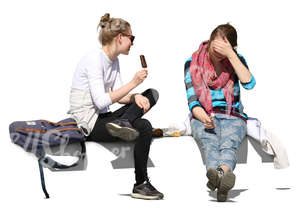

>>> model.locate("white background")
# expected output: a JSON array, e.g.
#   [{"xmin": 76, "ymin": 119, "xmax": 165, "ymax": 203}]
[{"xmin": 0, "ymin": 0, "xmax": 299, "ymax": 208}]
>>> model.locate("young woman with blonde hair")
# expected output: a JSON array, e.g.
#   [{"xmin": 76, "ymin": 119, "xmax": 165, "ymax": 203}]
[{"xmin": 67, "ymin": 13, "xmax": 163, "ymax": 200}]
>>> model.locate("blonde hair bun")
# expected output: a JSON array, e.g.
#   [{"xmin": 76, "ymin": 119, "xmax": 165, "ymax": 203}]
[{"xmin": 99, "ymin": 13, "xmax": 110, "ymax": 29}]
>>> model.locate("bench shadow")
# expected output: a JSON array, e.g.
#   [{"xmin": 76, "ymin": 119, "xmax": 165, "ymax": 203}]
[
  {"xmin": 91, "ymin": 141, "xmax": 154, "ymax": 169},
  {"xmin": 46, "ymin": 134, "xmax": 275, "ymax": 172}
]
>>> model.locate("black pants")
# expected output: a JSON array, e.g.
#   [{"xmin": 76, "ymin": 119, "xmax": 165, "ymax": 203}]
[{"xmin": 86, "ymin": 88, "xmax": 159, "ymax": 184}]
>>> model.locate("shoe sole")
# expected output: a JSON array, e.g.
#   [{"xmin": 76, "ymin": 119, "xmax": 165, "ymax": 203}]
[
  {"xmin": 131, "ymin": 193, "xmax": 163, "ymax": 200},
  {"xmin": 105, "ymin": 123, "xmax": 139, "ymax": 141},
  {"xmin": 217, "ymin": 172, "xmax": 236, "ymax": 202},
  {"xmin": 206, "ymin": 169, "xmax": 219, "ymax": 191}
]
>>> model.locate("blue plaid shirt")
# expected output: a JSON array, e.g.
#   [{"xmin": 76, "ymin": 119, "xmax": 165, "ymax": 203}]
[{"xmin": 184, "ymin": 54, "xmax": 256, "ymax": 119}]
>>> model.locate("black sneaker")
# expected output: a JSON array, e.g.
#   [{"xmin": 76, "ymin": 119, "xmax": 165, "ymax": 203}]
[
  {"xmin": 105, "ymin": 119, "xmax": 139, "ymax": 141},
  {"xmin": 131, "ymin": 180, "xmax": 164, "ymax": 200},
  {"xmin": 206, "ymin": 169, "xmax": 221, "ymax": 191},
  {"xmin": 217, "ymin": 171, "xmax": 236, "ymax": 202}
]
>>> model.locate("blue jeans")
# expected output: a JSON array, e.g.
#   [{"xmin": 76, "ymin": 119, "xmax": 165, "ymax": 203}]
[{"xmin": 191, "ymin": 113, "xmax": 247, "ymax": 171}]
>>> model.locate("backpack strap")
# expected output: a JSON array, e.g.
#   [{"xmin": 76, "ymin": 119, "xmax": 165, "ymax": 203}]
[
  {"xmin": 15, "ymin": 127, "xmax": 46, "ymax": 133},
  {"xmin": 39, "ymin": 141, "xmax": 86, "ymax": 171},
  {"xmin": 47, "ymin": 127, "xmax": 81, "ymax": 134},
  {"xmin": 41, "ymin": 120, "xmax": 77, "ymax": 126},
  {"xmin": 36, "ymin": 142, "xmax": 86, "ymax": 198},
  {"xmin": 38, "ymin": 159, "xmax": 50, "ymax": 199},
  {"xmin": 14, "ymin": 127, "xmax": 81, "ymax": 134}
]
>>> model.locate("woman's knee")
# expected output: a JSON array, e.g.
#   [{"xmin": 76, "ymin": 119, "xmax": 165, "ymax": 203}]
[
  {"xmin": 133, "ymin": 118, "xmax": 152, "ymax": 133},
  {"xmin": 142, "ymin": 88, "xmax": 159, "ymax": 105},
  {"xmin": 220, "ymin": 133, "xmax": 245, "ymax": 151}
]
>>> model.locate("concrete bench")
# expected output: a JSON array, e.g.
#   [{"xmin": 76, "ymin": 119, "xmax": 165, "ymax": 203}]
[{"xmin": 45, "ymin": 135, "xmax": 274, "ymax": 172}]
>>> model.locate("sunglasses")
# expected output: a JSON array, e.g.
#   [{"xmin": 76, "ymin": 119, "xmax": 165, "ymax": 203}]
[{"xmin": 122, "ymin": 33, "xmax": 135, "ymax": 43}]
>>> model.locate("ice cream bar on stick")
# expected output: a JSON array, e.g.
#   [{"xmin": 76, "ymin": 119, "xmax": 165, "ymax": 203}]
[{"xmin": 140, "ymin": 55, "xmax": 147, "ymax": 68}]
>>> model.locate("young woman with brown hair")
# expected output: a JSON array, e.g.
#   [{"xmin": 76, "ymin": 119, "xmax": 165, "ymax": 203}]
[{"xmin": 184, "ymin": 23, "xmax": 256, "ymax": 201}]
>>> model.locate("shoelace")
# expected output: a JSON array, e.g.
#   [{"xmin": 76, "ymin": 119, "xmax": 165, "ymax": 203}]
[
  {"xmin": 216, "ymin": 167, "xmax": 225, "ymax": 178},
  {"xmin": 118, "ymin": 119, "xmax": 134, "ymax": 128},
  {"xmin": 145, "ymin": 179, "xmax": 157, "ymax": 191}
]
